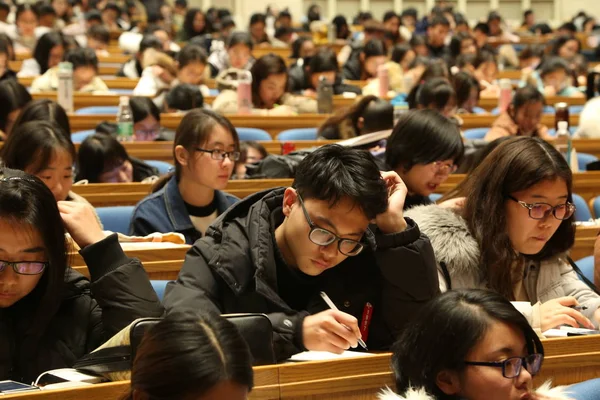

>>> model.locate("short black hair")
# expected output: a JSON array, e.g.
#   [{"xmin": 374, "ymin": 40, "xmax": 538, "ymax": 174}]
[
  {"xmin": 65, "ymin": 47, "xmax": 98, "ymax": 70},
  {"xmin": 559, "ymin": 22, "xmax": 577, "ymax": 33},
  {"xmin": 85, "ymin": 10, "xmax": 102, "ymax": 23},
  {"xmin": 391, "ymin": 43, "xmax": 412, "ymax": 64},
  {"xmin": 473, "ymin": 22, "xmax": 489, "ymax": 35},
  {"xmin": 473, "ymin": 50, "xmax": 497, "ymax": 69},
  {"xmin": 175, "ymin": 0, "xmax": 187, "ymax": 7},
  {"xmin": 429, "ymin": 14, "xmax": 450, "ymax": 28},
  {"xmin": 407, "ymin": 77, "xmax": 455, "ymax": 111},
  {"xmin": 539, "ymin": 57, "xmax": 571, "ymax": 78},
  {"xmin": 102, "ymin": 2, "xmax": 121, "ymax": 14},
  {"xmin": 511, "ymin": 85, "xmax": 544, "ymax": 111},
  {"xmin": 0, "ymin": 2, "xmax": 9, "ymax": 13},
  {"xmin": 139, "ymin": 34, "xmax": 162, "ymax": 54},
  {"xmin": 0, "ymin": 80, "xmax": 32, "ymax": 133},
  {"xmin": 275, "ymin": 26, "xmax": 293, "ymax": 40},
  {"xmin": 401, "ymin": 8, "xmax": 417, "ymax": 19},
  {"xmin": 279, "ymin": 10, "xmax": 291, "ymax": 20},
  {"xmin": 293, "ymin": 145, "xmax": 388, "ymax": 220},
  {"xmin": 249, "ymin": 13, "xmax": 266, "ymax": 26},
  {"xmin": 130, "ymin": 97, "xmax": 160, "ymax": 124},
  {"xmin": 37, "ymin": 4, "xmax": 57, "ymax": 17},
  {"xmin": 227, "ymin": 31, "xmax": 253, "ymax": 50},
  {"xmin": 487, "ymin": 11, "xmax": 502, "ymax": 22},
  {"xmin": 308, "ymin": 47, "xmax": 338, "ymax": 73},
  {"xmin": 221, "ymin": 16, "xmax": 235, "ymax": 29},
  {"xmin": 33, "ymin": 32, "xmax": 66, "ymax": 73},
  {"xmin": 87, "ymin": 24, "xmax": 110, "ymax": 44},
  {"xmin": 518, "ymin": 44, "xmax": 545, "ymax": 60},
  {"xmin": 75, "ymin": 133, "xmax": 130, "ymax": 183},
  {"xmin": 383, "ymin": 11, "xmax": 398, "ymax": 23},
  {"xmin": 409, "ymin": 34, "xmax": 427, "ymax": 48},
  {"xmin": 166, "ymin": 83, "xmax": 204, "ymax": 111},
  {"xmin": 453, "ymin": 71, "xmax": 480, "ymax": 109},
  {"xmin": 386, "ymin": 109, "xmax": 463, "ymax": 171},
  {"xmin": 177, "ymin": 44, "xmax": 207, "ymax": 67},
  {"xmin": 362, "ymin": 39, "xmax": 387, "ymax": 58},
  {"xmin": 524, "ymin": 9, "xmax": 533, "ymax": 18}
]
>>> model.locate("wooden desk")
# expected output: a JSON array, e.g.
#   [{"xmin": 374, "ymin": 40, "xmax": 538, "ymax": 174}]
[
  {"xmin": 478, "ymin": 96, "xmax": 587, "ymax": 112},
  {"xmin": 573, "ymin": 225, "xmax": 598, "ymax": 261},
  {"xmin": 461, "ymin": 115, "xmax": 581, "ymax": 130},
  {"xmin": 204, "ymin": 95, "xmax": 357, "ymax": 113},
  {"xmin": 19, "ymin": 76, "xmax": 139, "ymax": 90}
]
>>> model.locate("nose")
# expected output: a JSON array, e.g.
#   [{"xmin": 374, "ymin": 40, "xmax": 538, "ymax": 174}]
[
  {"xmin": 221, "ymin": 155, "xmax": 233, "ymax": 168},
  {"xmin": 319, "ymin": 241, "xmax": 338, "ymax": 259},
  {"xmin": 52, "ymin": 181, "xmax": 64, "ymax": 201},
  {"xmin": 0, "ymin": 265, "xmax": 19, "ymax": 287},
  {"xmin": 514, "ymin": 364, "xmax": 533, "ymax": 390}
]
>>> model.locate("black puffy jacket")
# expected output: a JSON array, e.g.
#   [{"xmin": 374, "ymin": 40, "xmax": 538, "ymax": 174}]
[{"xmin": 0, "ymin": 234, "xmax": 164, "ymax": 383}]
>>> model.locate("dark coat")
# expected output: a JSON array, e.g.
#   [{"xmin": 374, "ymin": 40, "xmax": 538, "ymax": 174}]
[
  {"xmin": 0, "ymin": 234, "xmax": 164, "ymax": 383},
  {"xmin": 163, "ymin": 188, "xmax": 439, "ymax": 360}
]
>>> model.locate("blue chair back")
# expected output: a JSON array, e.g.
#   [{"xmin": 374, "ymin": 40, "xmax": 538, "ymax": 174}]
[
  {"xmin": 74, "ymin": 106, "xmax": 119, "ymax": 115},
  {"xmin": 145, "ymin": 160, "xmax": 173, "ymax": 175},
  {"xmin": 490, "ymin": 105, "xmax": 554, "ymax": 115},
  {"xmin": 463, "ymin": 128, "xmax": 489, "ymax": 140},
  {"xmin": 151, "ymin": 280, "xmax": 169, "ymax": 301},
  {"xmin": 277, "ymin": 128, "xmax": 318, "ymax": 141},
  {"xmin": 429, "ymin": 193, "xmax": 443, "ymax": 202},
  {"xmin": 96, "ymin": 206, "xmax": 135, "ymax": 234},
  {"xmin": 577, "ymin": 152, "xmax": 598, "ymax": 171},
  {"xmin": 237, "ymin": 127, "xmax": 272, "ymax": 141},
  {"xmin": 471, "ymin": 107, "xmax": 487, "ymax": 115},
  {"xmin": 569, "ymin": 105, "xmax": 584, "ymax": 115},
  {"xmin": 71, "ymin": 129, "xmax": 96, "ymax": 144},
  {"xmin": 573, "ymin": 194, "xmax": 592, "ymax": 222},
  {"xmin": 593, "ymin": 196, "xmax": 600, "ymax": 218},
  {"xmin": 574, "ymin": 256, "xmax": 595, "ymax": 283}
]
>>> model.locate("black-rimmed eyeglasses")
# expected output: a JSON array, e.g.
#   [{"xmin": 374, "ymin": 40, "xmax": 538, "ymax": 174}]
[
  {"xmin": 196, "ymin": 148, "xmax": 241, "ymax": 161},
  {"xmin": 508, "ymin": 196, "xmax": 575, "ymax": 220},
  {"xmin": 464, "ymin": 354, "xmax": 544, "ymax": 379},
  {"xmin": 297, "ymin": 194, "xmax": 364, "ymax": 256},
  {"xmin": 0, "ymin": 260, "xmax": 47, "ymax": 275}
]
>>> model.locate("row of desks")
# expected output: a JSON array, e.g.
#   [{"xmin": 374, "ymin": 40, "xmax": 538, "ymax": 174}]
[{"xmin": 4, "ymin": 334, "xmax": 600, "ymax": 400}]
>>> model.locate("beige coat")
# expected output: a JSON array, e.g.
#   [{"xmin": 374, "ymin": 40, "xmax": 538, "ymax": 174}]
[
  {"xmin": 30, "ymin": 67, "xmax": 110, "ymax": 94},
  {"xmin": 212, "ymin": 89, "xmax": 318, "ymax": 115}
]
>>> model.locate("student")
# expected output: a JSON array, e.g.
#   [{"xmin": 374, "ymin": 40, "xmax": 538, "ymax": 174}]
[
  {"xmin": 426, "ymin": 15, "xmax": 450, "ymax": 59},
  {"xmin": 180, "ymin": 8, "xmax": 209, "ymax": 41},
  {"xmin": 485, "ymin": 86, "xmax": 550, "ymax": 141},
  {"xmin": 449, "ymin": 31, "xmax": 477, "ymax": 62},
  {"xmin": 383, "ymin": 11, "xmax": 401, "ymax": 45},
  {"xmin": 271, "ymin": 27, "xmax": 294, "ymax": 48},
  {"xmin": 402, "ymin": 56, "xmax": 430, "ymax": 92},
  {"xmin": 117, "ymin": 34, "xmax": 162, "ymax": 79},
  {"xmin": 101, "ymin": 2, "xmax": 122, "ymax": 31},
  {"xmin": 289, "ymin": 48, "xmax": 361, "ymax": 96},
  {"xmin": 18, "ymin": 32, "xmax": 66, "ymax": 77},
  {"xmin": 0, "ymin": 2, "xmax": 8, "ymax": 23},
  {"xmin": 124, "ymin": 313, "xmax": 253, "ymax": 400},
  {"xmin": 289, "ymin": 36, "xmax": 316, "ymax": 65},
  {"xmin": 233, "ymin": 140, "xmax": 268, "ymax": 179},
  {"xmin": 536, "ymin": 57, "xmax": 583, "ymax": 98},
  {"xmin": 51, "ymin": 0, "xmax": 71, "ymax": 28},
  {"xmin": 342, "ymin": 39, "xmax": 387, "ymax": 81},
  {"xmin": 86, "ymin": 24, "xmax": 110, "ymax": 57},
  {"xmin": 381, "ymin": 289, "xmax": 576, "ymax": 400},
  {"xmin": 521, "ymin": 9, "xmax": 535, "ymax": 31},
  {"xmin": 331, "ymin": 15, "xmax": 351, "ymax": 41},
  {"xmin": 37, "ymin": 4, "xmax": 57, "ymax": 29},
  {"xmin": 76, "ymin": 133, "xmax": 159, "ymax": 184},
  {"xmin": 390, "ymin": 43, "xmax": 415, "ymax": 72},
  {"xmin": 133, "ymin": 45, "xmax": 211, "ymax": 108},
  {"xmin": 207, "ymin": 31, "xmax": 254, "ymax": 78},
  {"xmin": 386, "ymin": 110, "xmax": 463, "ymax": 209},
  {"xmin": 0, "ymin": 167, "xmax": 162, "ymax": 383},
  {"xmin": 165, "ymin": 83, "xmax": 204, "ymax": 112},
  {"xmin": 318, "ymin": 95, "xmax": 393, "ymax": 140},
  {"xmin": 453, "ymin": 72, "xmax": 482, "ymax": 114},
  {"xmin": 409, "ymin": 34, "xmax": 429, "ymax": 57},
  {"xmin": 473, "ymin": 50, "xmax": 499, "ymax": 95},
  {"xmin": 11, "ymin": 99, "xmax": 71, "ymax": 136},
  {"xmin": 128, "ymin": 96, "xmax": 161, "ymax": 141},
  {"xmin": 130, "ymin": 109, "xmax": 240, "ymax": 244},
  {"xmin": 212, "ymin": 54, "xmax": 317, "ymax": 115},
  {"xmin": 407, "ymin": 77, "xmax": 456, "ymax": 118},
  {"xmin": 30, "ymin": 48, "xmax": 109, "ymax": 93},
  {"xmin": 249, "ymin": 13, "xmax": 270, "ymax": 46},
  {"xmin": 406, "ymin": 136, "xmax": 600, "ymax": 333},
  {"xmin": 0, "ymin": 80, "xmax": 32, "ymax": 139},
  {"xmin": 550, "ymin": 35, "xmax": 581, "ymax": 61},
  {"xmin": 162, "ymin": 144, "xmax": 439, "ymax": 360},
  {"xmin": 518, "ymin": 45, "xmax": 544, "ymax": 70},
  {"xmin": 10, "ymin": 4, "xmax": 40, "ymax": 54},
  {"xmin": 0, "ymin": 36, "xmax": 15, "ymax": 82}
]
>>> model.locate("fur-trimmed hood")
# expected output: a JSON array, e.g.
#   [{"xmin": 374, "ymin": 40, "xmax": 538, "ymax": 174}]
[{"xmin": 378, "ymin": 381, "xmax": 572, "ymax": 400}]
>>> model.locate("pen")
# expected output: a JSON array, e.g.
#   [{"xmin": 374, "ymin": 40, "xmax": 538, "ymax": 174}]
[
  {"xmin": 319, "ymin": 291, "xmax": 368, "ymax": 351},
  {"xmin": 570, "ymin": 305, "xmax": 588, "ymax": 311}
]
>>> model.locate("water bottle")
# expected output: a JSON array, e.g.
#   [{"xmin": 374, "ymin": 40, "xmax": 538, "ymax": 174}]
[
  {"xmin": 327, "ymin": 23, "xmax": 337, "ymax": 43},
  {"xmin": 498, "ymin": 79, "xmax": 512, "ymax": 113},
  {"xmin": 377, "ymin": 64, "xmax": 389, "ymax": 98},
  {"xmin": 317, "ymin": 75, "xmax": 333, "ymax": 114},
  {"xmin": 393, "ymin": 103, "xmax": 409, "ymax": 125},
  {"xmin": 555, "ymin": 121, "xmax": 571, "ymax": 165},
  {"xmin": 554, "ymin": 102, "xmax": 570, "ymax": 131},
  {"xmin": 237, "ymin": 70, "xmax": 252, "ymax": 115},
  {"xmin": 117, "ymin": 96, "xmax": 134, "ymax": 142},
  {"xmin": 57, "ymin": 62, "xmax": 73, "ymax": 114}
]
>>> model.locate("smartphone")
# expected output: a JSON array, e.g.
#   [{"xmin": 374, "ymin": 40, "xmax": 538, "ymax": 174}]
[{"xmin": 0, "ymin": 380, "xmax": 39, "ymax": 394}]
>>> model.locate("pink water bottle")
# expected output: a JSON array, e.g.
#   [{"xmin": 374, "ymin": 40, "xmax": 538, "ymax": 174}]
[
  {"xmin": 498, "ymin": 78, "xmax": 512, "ymax": 113},
  {"xmin": 237, "ymin": 70, "xmax": 252, "ymax": 115},
  {"xmin": 377, "ymin": 64, "xmax": 389, "ymax": 98}
]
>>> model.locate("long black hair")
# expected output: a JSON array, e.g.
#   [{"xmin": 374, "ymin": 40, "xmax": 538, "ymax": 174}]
[
  {"xmin": 33, "ymin": 31, "xmax": 67, "ymax": 73},
  {"xmin": 0, "ymin": 80, "xmax": 32, "ymax": 134},
  {"xmin": 12, "ymin": 99, "xmax": 71, "ymax": 136},
  {"xmin": 75, "ymin": 133, "xmax": 131, "ymax": 183}
]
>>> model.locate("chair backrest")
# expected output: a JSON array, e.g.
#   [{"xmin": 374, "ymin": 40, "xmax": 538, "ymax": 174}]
[
  {"xmin": 74, "ymin": 106, "xmax": 120, "ymax": 115},
  {"xmin": 490, "ymin": 105, "xmax": 554, "ymax": 115},
  {"xmin": 463, "ymin": 128, "xmax": 489, "ymax": 140},
  {"xmin": 96, "ymin": 206, "xmax": 135, "ymax": 234},
  {"xmin": 71, "ymin": 129, "xmax": 97, "ymax": 144},
  {"xmin": 593, "ymin": 196, "xmax": 600, "ymax": 219},
  {"xmin": 569, "ymin": 105, "xmax": 584, "ymax": 115},
  {"xmin": 145, "ymin": 160, "xmax": 173, "ymax": 175},
  {"xmin": 236, "ymin": 127, "xmax": 272, "ymax": 141},
  {"xmin": 574, "ymin": 256, "xmax": 595, "ymax": 283},
  {"xmin": 577, "ymin": 152, "xmax": 599, "ymax": 171},
  {"xmin": 572, "ymin": 193, "xmax": 592, "ymax": 222},
  {"xmin": 471, "ymin": 107, "xmax": 487, "ymax": 115},
  {"xmin": 277, "ymin": 128, "xmax": 318, "ymax": 141}
]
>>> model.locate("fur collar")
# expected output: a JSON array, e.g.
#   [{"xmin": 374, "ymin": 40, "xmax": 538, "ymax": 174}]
[{"xmin": 378, "ymin": 381, "xmax": 571, "ymax": 400}]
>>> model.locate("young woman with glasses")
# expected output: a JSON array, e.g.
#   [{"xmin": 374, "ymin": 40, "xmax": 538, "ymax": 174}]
[
  {"xmin": 130, "ymin": 109, "xmax": 240, "ymax": 244},
  {"xmin": 381, "ymin": 289, "xmax": 598, "ymax": 400},
  {"xmin": 406, "ymin": 136, "xmax": 600, "ymax": 333},
  {"xmin": 0, "ymin": 167, "xmax": 162, "ymax": 383}
]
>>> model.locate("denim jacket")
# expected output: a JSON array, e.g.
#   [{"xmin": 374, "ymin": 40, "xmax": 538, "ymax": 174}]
[{"xmin": 129, "ymin": 175, "xmax": 239, "ymax": 244}]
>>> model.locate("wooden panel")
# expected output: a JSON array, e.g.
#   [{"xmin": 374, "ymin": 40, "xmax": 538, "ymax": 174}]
[
  {"xmin": 462, "ymin": 115, "xmax": 580, "ymax": 130},
  {"xmin": 69, "ymin": 245, "xmax": 190, "ymax": 267},
  {"xmin": 478, "ymin": 96, "xmax": 586, "ymax": 111}
]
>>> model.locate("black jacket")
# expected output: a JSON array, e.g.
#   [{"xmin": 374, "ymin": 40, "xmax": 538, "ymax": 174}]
[
  {"xmin": 0, "ymin": 234, "xmax": 164, "ymax": 383},
  {"xmin": 288, "ymin": 63, "xmax": 362, "ymax": 95},
  {"xmin": 163, "ymin": 188, "xmax": 439, "ymax": 360}
]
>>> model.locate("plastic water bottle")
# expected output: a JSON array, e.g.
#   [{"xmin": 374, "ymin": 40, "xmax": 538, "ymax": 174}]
[
  {"xmin": 498, "ymin": 79, "xmax": 512, "ymax": 113},
  {"xmin": 377, "ymin": 64, "xmax": 389, "ymax": 98},
  {"xmin": 237, "ymin": 70, "xmax": 252, "ymax": 115},
  {"xmin": 117, "ymin": 96, "xmax": 134, "ymax": 142},
  {"xmin": 317, "ymin": 76, "xmax": 333, "ymax": 114},
  {"xmin": 555, "ymin": 121, "xmax": 571, "ymax": 164},
  {"xmin": 57, "ymin": 62, "xmax": 73, "ymax": 114},
  {"xmin": 327, "ymin": 23, "xmax": 337, "ymax": 43}
]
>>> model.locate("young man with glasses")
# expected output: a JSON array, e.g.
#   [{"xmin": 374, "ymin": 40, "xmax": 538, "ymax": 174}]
[{"xmin": 163, "ymin": 144, "xmax": 439, "ymax": 359}]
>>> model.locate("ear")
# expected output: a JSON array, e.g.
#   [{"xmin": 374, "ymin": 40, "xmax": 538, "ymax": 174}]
[
  {"xmin": 357, "ymin": 116, "xmax": 364, "ymax": 130},
  {"xmin": 174, "ymin": 145, "xmax": 190, "ymax": 167},
  {"xmin": 435, "ymin": 369, "xmax": 461, "ymax": 396},
  {"xmin": 281, "ymin": 187, "xmax": 297, "ymax": 218}
]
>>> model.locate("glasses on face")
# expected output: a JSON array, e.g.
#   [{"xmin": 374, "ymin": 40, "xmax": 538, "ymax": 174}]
[
  {"xmin": 297, "ymin": 194, "xmax": 365, "ymax": 256},
  {"xmin": 508, "ymin": 195, "xmax": 575, "ymax": 220},
  {"xmin": 196, "ymin": 148, "xmax": 241, "ymax": 161},
  {"xmin": 0, "ymin": 260, "xmax": 47, "ymax": 275},
  {"xmin": 464, "ymin": 354, "xmax": 544, "ymax": 379},
  {"xmin": 432, "ymin": 161, "xmax": 457, "ymax": 175}
]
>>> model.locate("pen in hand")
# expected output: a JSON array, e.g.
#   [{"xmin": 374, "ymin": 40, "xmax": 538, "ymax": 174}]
[
  {"xmin": 570, "ymin": 305, "xmax": 588, "ymax": 311},
  {"xmin": 320, "ymin": 291, "xmax": 368, "ymax": 351}
]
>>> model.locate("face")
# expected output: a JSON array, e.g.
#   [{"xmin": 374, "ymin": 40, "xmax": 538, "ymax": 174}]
[
  {"xmin": 102, "ymin": 9, "xmax": 117, "ymax": 24},
  {"xmin": 476, "ymin": 61, "xmax": 498, "ymax": 83},
  {"xmin": 73, "ymin": 66, "xmax": 96, "ymax": 90},
  {"xmin": 278, "ymin": 16, "xmax": 291, "ymax": 28},
  {"xmin": 444, "ymin": 321, "xmax": 533, "ymax": 400},
  {"xmin": 228, "ymin": 44, "xmax": 251, "ymax": 69},
  {"xmin": 27, "ymin": 150, "xmax": 73, "ymax": 202},
  {"xmin": 384, "ymin": 17, "xmax": 400, "ymax": 35},
  {"xmin": 542, "ymin": 69, "xmax": 568, "ymax": 93},
  {"xmin": 489, "ymin": 19, "xmax": 501, "ymax": 35},
  {"xmin": 178, "ymin": 124, "xmax": 236, "ymax": 190},
  {"xmin": 52, "ymin": 0, "xmax": 68, "ymax": 16},
  {"xmin": 200, "ymin": 380, "xmax": 248, "ymax": 400},
  {"xmin": 99, "ymin": 159, "xmax": 133, "ymax": 183},
  {"xmin": 505, "ymin": 178, "xmax": 568, "ymax": 255},
  {"xmin": 512, "ymin": 101, "xmax": 542, "ymax": 135},
  {"xmin": 0, "ymin": 220, "xmax": 45, "ymax": 308},
  {"xmin": 250, "ymin": 21, "xmax": 266, "ymax": 41},
  {"xmin": 87, "ymin": 37, "xmax": 105, "ymax": 51},
  {"xmin": 300, "ymin": 40, "xmax": 316, "ymax": 58},
  {"xmin": 428, "ymin": 24, "xmax": 449, "ymax": 47},
  {"xmin": 402, "ymin": 15, "xmax": 416, "ymax": 28},
  {"xmin": 463, "ymin": 87, "xmax": 479, "ymax": 111},
  {"xmin": 134, "ymin": 116, "xmax": 160, "ymax": 141},
  {"xmin": 17, "ymin": 10, "xmax": 38, "ymax": 37},
  {"xmin": 5, "ymin": 109, "xmax": 21, "ymax": 136},
  {"xmin": 398, "ymin": 158, "xmax": 455, "ymax": 196},
  {"xmin": 259, "ymin": 73, "xmax": 287, "ymax": 109},
  {"xmin": 0, "ymin": 10, "xmax": 8, "ymax": 22},
  {"xmin": 178, "ymin": 61, "xmax": 205, "ymax": 85},
  {"xmin": 363, "ymin": 55, "xmax": 387, "ymax": 78},
  {"xmin": 525, "ymin": 14, "xmax": 535, "ymax": 26},
  {"xmin": 246, "ymin": 147, "xmax": 264, "ymax": 163},
  {"xmin": 153, "ymin": 30, "xmax": 171, "ymax": 50},
  {"xmin": 193, "ymin": 12, "xmax": 205, "ymax": 32},
  {"xmin": 474, "ymin": 30, "xmax": 487, "ymax": 47},
  {"xmin": 39, "ymin": 14, "xmax": 56, "ymax": 28},
  {"xmin": 310, "ymin": 70, "xmax": 336, "ymax": 89},
  {"xmin": 461, "ymin": 38, "xmax": 477, "ymax": 55},
  {"xmin": 280, "ymin": 189, "xmax": 370, "ymax": 276},
  {"xmin": 456, "ymin": 23, "xmax": 470, "ymax": 33},
  {"xmin": 558, "ymin": 40, "xmax": 579, "ymax": 60},
  {"xmin": 400, "ymin": 50, "xmax": 415, "ymax": 71}
]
